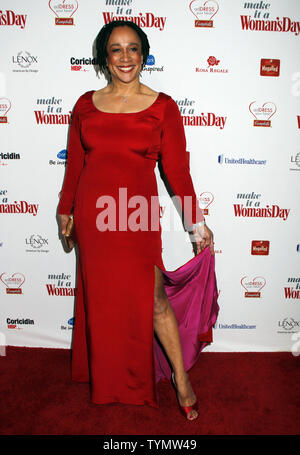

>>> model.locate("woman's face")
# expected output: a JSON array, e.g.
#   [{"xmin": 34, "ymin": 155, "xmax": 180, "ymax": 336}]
[{"xmin": 106, "ymin": 26, "xmax": 143, "ymax": 83}]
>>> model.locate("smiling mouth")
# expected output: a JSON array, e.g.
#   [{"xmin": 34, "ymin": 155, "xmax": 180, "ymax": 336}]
[{"xmin": 117, "ymin": 65, "xmax": 135, "ymax": 73}]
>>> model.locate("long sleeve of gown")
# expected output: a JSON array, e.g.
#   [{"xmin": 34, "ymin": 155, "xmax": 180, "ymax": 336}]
[
  {"xmin": 159, "ymin": 97, "xmax": 205, "ymax": 229},
  {"xmin": 57, "ymin": 100, "xmax": 85, "ymax": 215}
]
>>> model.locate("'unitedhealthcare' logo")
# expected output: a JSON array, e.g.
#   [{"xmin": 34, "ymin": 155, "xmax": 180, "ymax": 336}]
[
  {"xmin": 57, "ymin": 149, "xmax": 67, "ymax": 159},
  {"xmin": 68, "ymin": 317, "xmax": 74, "ymax": 326},
  {"xmin": 218, "ymin": 154, "xmax": 267, "ymax": 165},
  {"xmin": 297, "ymin": 244, "xmax": 300, "ymax": 252}
]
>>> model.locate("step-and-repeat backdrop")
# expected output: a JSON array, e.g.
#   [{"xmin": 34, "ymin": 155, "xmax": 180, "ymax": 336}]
[{"xmin": 1, "ymin": 0, "xmax": 300, "ymax": 354}]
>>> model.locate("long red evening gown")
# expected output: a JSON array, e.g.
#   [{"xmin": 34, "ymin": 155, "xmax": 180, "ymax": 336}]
[{"xmin": 57, "ymin": 90, "xmax": 214, "ymax": 408}]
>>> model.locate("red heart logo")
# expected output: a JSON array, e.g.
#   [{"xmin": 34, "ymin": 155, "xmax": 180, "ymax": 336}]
[
  {"xmin": 0, "ymin": 272, "xmax": 25, "ymax": 288},
  {"xmin": 249, "ymin": 101, "xmax": 277, "ymax": 120},
  {"xmin": 241, "ymin": 276, "xmax": 266, "ymax": 292},
  {"xmin": 48, "ymin": 0, "xmax": 78, "ymax": 18},
  {"xmin": 199, "ymin": 192, "xmax": 214, "ymax": 209},
  {"xmin": 0, "ymin": 98, "xmax": 11, "ymax": 116},
  {"xmin": 189, "ymin": 0, "xmax": 219, "ymax": 20}
]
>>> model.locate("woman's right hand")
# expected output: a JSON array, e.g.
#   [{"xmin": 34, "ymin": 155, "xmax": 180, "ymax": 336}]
[{"xmin": 59, "ymin": 214, "xmax": 71, "ymax": 235}]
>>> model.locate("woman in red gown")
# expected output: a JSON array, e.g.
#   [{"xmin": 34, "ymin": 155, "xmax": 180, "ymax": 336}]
[{"xmin": 58, "ymin": 21, "xmax": 216, "ymax": 421}]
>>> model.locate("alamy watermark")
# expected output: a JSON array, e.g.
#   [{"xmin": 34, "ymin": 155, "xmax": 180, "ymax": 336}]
[{"xmin": 94, "ymin": 188, "xmax": 204, "ymax": 242}]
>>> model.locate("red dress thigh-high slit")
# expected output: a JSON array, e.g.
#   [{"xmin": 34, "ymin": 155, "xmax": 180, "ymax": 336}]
[{"xmin": 57, "ymin": 90, "xmax": 219, "ymax": 407}]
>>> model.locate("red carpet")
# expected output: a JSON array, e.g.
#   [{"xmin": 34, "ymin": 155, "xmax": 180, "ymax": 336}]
[{"xmin": 0, "ymin": 347, "xmax": 299, "ymax": 436}]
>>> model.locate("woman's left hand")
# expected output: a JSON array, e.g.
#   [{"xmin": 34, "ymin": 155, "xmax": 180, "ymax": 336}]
[{"xmin": 191, "ymin": 223, "xmax": 214, "ymax": 255}]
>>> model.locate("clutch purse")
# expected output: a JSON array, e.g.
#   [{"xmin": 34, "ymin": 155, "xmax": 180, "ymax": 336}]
[{"xmin": 64, "ymin": 215, "xmax": 76, "ymax": 249}]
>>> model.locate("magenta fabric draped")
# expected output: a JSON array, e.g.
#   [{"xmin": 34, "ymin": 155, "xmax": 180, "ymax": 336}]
[{"xmin": 154, "ymin": 247, "xmax": 219, "ymax": 383}]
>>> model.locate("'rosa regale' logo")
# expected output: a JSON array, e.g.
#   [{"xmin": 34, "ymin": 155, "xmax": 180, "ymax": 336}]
[{"xmin": 207, "ymin": 56, "xmax": 220, "ymax": 66}]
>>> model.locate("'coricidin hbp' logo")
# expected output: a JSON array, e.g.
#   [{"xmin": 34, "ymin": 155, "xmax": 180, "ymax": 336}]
[
  {"xmin": 189, "ymin": 0, "xmax": 219, "ymax": 28},
  {"xmin": 49, "ymin": 0, "xmax": 78, "ymax": 25}
]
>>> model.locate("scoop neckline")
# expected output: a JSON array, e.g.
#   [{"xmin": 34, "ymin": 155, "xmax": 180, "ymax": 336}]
[{"xmin": 90, "ymin": 90, "xmax": 162, "ymax": 115}]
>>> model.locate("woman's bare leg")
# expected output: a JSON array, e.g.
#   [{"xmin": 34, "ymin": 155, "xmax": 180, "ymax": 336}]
[{"xmin": 153, "ymin": 265, "xmax": 198, "ymax": 420}]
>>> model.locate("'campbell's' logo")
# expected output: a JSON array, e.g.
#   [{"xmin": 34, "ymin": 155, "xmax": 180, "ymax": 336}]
[
  {"xmin": 189, "ymin": 0, "xmax": 219, "ymax": 28},
  {"xmin": 49, "ymin": 0, "xmax": 78, "ymax": 25},
  {"xmin": 249, "ymin": 101, "xmax": 277, "ymax": 127}
]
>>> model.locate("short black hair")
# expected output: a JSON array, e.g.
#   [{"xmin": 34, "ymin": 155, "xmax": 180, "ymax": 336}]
[{"xmin": 95, "ymin": 20, "xmax": 150, "ymax": 81}]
